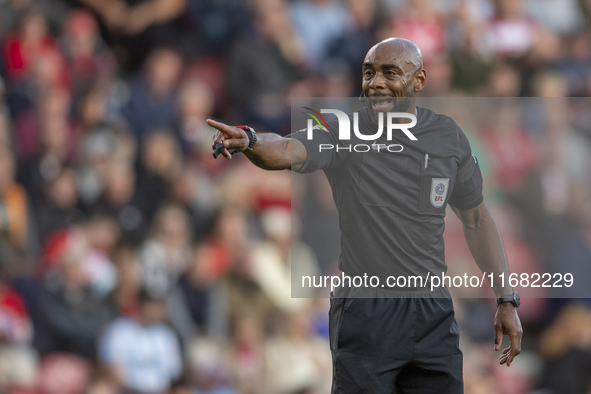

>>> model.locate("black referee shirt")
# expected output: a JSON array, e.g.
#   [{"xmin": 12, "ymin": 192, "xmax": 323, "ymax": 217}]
[{"xmin": 290, "ymin": 106, "xmax": 484, "ymax": 287}]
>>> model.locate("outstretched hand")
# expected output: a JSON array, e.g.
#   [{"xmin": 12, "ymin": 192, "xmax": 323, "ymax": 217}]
[
  {"xmin": 207, "ymin": 119, "xmax": 250, "ymax": 159},
  {"xmin": 494, "ymin": 303, "xmax": 522, "ymax": 366}
]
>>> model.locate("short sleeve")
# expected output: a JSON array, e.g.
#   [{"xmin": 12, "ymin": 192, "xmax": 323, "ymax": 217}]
[
  {"xmin": 448, "ymin": 129, "xmax": 484, "ymax": 210},
  {"xmin": 288, "ymin": 120, "xmax": 341, "ymax": 173}
]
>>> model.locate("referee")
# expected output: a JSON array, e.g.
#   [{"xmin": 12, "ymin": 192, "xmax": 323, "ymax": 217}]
[{"xmin": 208, "ymin": 38, "xmax": 522, "ymax": 393}]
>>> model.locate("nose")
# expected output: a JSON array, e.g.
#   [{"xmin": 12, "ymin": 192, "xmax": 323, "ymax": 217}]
[{"xmin": 369, "ymin": 71, "xmax": 386, "ymax": 91}]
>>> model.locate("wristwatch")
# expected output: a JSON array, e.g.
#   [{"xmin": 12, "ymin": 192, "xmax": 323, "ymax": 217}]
[
  {"xmin": 212, "ymin": 125, "xmax": 257, "ymax": 158},
  {"xmin": 496, "ymin": 292, "xmax": 520, "ymax": 307},
  {"xmin": 237, "ymin": 125, "xmax": 257, "ymax": 151}
]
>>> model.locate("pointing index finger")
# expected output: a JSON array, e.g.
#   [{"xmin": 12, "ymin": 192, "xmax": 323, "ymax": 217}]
[{"xmin": 207, "ymin": 119, "xmax": 236, "ymax": 135}]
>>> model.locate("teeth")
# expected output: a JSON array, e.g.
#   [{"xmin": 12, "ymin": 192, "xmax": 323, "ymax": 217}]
[{"xmin": 372, "ymin": 99, "xmax": 392, "ymax": 108}]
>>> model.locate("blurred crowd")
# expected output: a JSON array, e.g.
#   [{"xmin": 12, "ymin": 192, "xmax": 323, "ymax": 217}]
[{"xmin": 0, "ymin": 0, "xmax": 590, "ymax": 393}]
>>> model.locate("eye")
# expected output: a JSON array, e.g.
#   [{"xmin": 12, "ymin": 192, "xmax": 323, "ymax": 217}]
[{"xmin": 363, "ymin": 70, "xmax": 374, "ymax": 77}]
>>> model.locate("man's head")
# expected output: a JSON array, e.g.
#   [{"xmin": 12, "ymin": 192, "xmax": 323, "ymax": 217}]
[{"xmin": 362, "ymin": 38, "xmax": 426, "ymax": 117}]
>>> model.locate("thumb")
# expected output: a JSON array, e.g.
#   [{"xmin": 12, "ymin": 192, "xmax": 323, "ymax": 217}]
[{"xmin": 494, "ymin": 326, "xmax": 502, "ymax": 351}]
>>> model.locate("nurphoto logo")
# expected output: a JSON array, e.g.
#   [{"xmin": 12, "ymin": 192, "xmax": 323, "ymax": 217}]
[{"xmin": 303, "ymin": 107, "xmax": 418, "ymax": 153}]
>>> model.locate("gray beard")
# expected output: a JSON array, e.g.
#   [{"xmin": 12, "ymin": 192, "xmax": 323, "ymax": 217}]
[{"xmin": 392, "ymin": 96, "xmax": 412, "ymax": 112}]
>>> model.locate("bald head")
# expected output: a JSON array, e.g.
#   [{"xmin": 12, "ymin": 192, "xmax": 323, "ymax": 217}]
[
  {"xmin": 361, "ymin": 38, "xmax": 427, "ymax": 116},
  {"xmin": 365, "ymin": 38, "xmax": 423, "ymax": 72}
]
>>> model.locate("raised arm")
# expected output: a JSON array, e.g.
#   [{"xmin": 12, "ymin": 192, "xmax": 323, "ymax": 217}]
[
  {"xmin": 452, "ymin": 201, "xmax": 523, "ymax": 367},
  {"xmin": 207, "ymin": 119, "xmax": 307, "ymax": 171}
]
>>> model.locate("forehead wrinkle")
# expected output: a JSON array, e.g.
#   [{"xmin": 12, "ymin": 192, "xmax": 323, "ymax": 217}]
[
  {"xmin": 380, "ymin": 63, "xmax": 403, "ymax": 70},
  {"xmin": 363, "ymin": 62, "xmax": 404, "ymax": 71}
]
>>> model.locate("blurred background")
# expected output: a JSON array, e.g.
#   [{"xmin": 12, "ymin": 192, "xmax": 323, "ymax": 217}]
[{"xmin": 0, "ymin": 0, "xmax": 590, "ymax": 393}]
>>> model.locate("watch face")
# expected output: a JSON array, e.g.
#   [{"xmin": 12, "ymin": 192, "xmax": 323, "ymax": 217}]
[{"xmin": 513, "ymin": 292, "xmax": 520, "ymax": 307}]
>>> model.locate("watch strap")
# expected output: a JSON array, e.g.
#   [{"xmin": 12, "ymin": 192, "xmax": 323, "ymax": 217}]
[
  {"xmin": 496, "ymin": 292, "xmax": 520, "ymax": 307},
  {"xmin": 236, "ymin": 125, "xmax": 257, "ymax": 151}
]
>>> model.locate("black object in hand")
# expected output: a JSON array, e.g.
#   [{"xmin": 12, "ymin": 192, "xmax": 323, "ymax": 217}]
[{"xmin": 213, "ymin": 143, "xmax": 236, "ymax": 158}]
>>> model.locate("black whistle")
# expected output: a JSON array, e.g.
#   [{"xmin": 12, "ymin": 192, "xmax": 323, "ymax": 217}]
[{"xmin": 213, "ymin": 143, "xmax": 236, "ymax": 158}]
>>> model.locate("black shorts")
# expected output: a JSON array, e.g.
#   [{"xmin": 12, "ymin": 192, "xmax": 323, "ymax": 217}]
[{"xmin": 329, "ymin": 286, "xmax": 463, "ymax": 394}]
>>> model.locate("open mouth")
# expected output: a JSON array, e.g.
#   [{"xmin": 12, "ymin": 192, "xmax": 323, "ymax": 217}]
[{"xmin": 370, "ymin": 97, "xmax": 394, "ymax": 112}]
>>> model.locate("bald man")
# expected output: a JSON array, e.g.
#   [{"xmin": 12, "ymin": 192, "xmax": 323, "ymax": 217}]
[{"xmin": 208, "ymin": 38, "xmax": 522, "ymax": 393}]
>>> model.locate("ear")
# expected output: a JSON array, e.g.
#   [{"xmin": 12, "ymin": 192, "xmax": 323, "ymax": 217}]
[{"xmin": 414, "ymin": 69, "xmax": 427, "ymax": 92}]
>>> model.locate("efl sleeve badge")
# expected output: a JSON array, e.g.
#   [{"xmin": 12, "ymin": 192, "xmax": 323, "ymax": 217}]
[{"xmin": 430, "ymin": 178, "xmax": 450, "ymax": 208}]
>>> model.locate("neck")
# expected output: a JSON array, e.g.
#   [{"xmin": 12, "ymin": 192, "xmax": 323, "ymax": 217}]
[{"xmin": 366, "ymin": 102, "xmax": 418, "ymax": 125}]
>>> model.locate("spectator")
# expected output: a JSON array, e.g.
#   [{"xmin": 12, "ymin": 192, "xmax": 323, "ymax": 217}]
[
  {"xmin": 0, "ymin": 274, "xmax": 38, "ymax": 391},
  {"xmin": 16, "ymin": 95, "xmax": 76, "ymax": 224},
  {"xmin": 486, "ymin": 0, "xmax": 539, "ymax": 58},
  {"xmin": 2, "ymin": 8, "xmax": 62, "ymax": 82},
  {"xmin": 538, "ymin": 303, "xmax": 591, "ymax": 394},
  {"xmin": 76, "ymin": 123, "xmax": 137, "ymax": 207},
  {"xmin": 326, "ymin": 0, "xmax": 376, "ymax": 91},
  {"xmin": 420, "ymin": 55, "xmax": 454, "ymax": 96},
  {"xmin": 479, "ymin": 101, "xmax": 538, "ymax": 193},
  {"xmin": 166, "ymin": 243, "xmax": 228, "ymax": 344},
  {"xmin": 525, "ymin": 0, "xmax": 583, "ymax": 36},
  {"xmin": 37, "ymin": 352, "xmax": 92, "ymax": 394},
  {"xmin": 88, "ymin": 160, "xmax": 148, "ymax": 243},
  {"xmin": 203, "ymin": 205, "xmax": 250, "ymax": 283},
  {"xmin": 175, "ymin": 78, "xmax": 215, "ymax": 159},
  {"xmin": 263, "ymin": 308, "xmax": 332, "ymax": 394},
  {"xmin": 135, "ymin": 129, "xmax": 183, "ymax": 220},
  {"xmin": 99, "ymin": 289, "xmax": 183, "ymax": 394},
  {"xmin": 14, "ymin": 87, "xmax": 73, "ymax": 165},
  {"xmin": 60, "ymin": 10, "xmax": 116, "ymax": 101},
  {"xmin": 34, "ymin": 235, "xmax": 111, "ymax": 358},
  {"xmin": 227, "ymin": 313, "xmax": 265, "ymax": 394},
  {"xmin": 34, "ymin": 166, "xmax": 84, "ymax": 244},
  {"xmin": 78, "ymin": 0, "xmax": 187, "ymax": 72},
  {"xmin": 122, "ymin": 47, "xmax": 183, "ymax": 141},
  {"xmin": 519, "ymin": 99, "xmax": 591, "ymax": 277},
  {"xmin": 546, "ymin": 212, "xmax": 591, "ymax": 300},
  {"xmin": 225, "ymin": 0, "xmax": 304, "ymax": 134},
  {"xmin": 249, "ymin": 207, "xmax": 319, "ymax": 313},
  {"xmin": 106, "ymin": 241, "xmax": 142, "ymax": 319},
  {"xmin": 140, "ymin": 202, "xmax": 193, "ymax": 297},
  {"xmin": 74, "ymin": 84, "xmax": 110, "ymax": 136},
  {"xmin": 80, "ymin": 214, "xmax": 121, "ymax": 297},
  {"xmin": 290, "ymin": 0, "xmax": 351, "ymax": 72},
  {"xmin": 186, "ymin": 337, "xmax": 238, "ymax": 394},
  {"xmin": 167, "ymin": 167, "xmax": 212, "ymax": 242},
  {"xmin": 552, "ymin": 31, "xmax": 591, "ymax": 97},
  {"xmin": 484, "ymin": 0, "xmax": 560, "ymax": 70},
  {"xmin": 182, "ymin": 0, "xmax": 249, "ymax": 57},
  {"xmin": 483, "ymin": 61, "xmax": 523, "ymax": 96},
  {"xmin": 38, "ymin": 214, "xmax": 119, "ymax": 301},
  {"xmin": 2, "ymin": 8, "xmax": 69, "ymax": 117},
  {"xmin": 0, "ymin": 146, "xmax": 32, "ymax": 256},
  {"xmin": 378, "ymin": 0, "xmax": 448, "ymax": 66}
]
